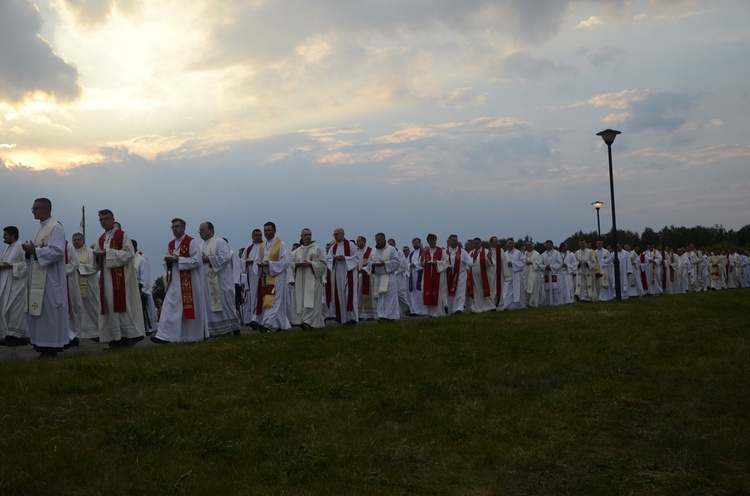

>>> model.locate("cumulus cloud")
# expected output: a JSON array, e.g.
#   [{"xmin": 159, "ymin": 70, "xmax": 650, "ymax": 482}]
[
  {"xmin": 576, "ymin": 15, "xmax": 605, "ymax": 30},
  {"xmin": 0, "ymin": 0, "xmax": 81, "ymax": 104}
]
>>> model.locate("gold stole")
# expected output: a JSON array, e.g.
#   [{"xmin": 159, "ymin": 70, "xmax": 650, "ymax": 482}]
[
  {"xmin": 259, "ymin": 238, "xmax": 281, "ymax": 308},
  {"xmin": 27, "ymin": 219, "xmax": 61, "ymax": 316},
  {"xmin": 710, "ymin": 255, "xmax": 720, "ymax": 281}
]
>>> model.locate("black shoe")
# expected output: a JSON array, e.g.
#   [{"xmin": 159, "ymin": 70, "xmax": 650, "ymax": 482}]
[
  {"xmin": 249, "ymin": 322, "xmax": 259, "ymax": 330},
  {"xmin": 0, "ymin": 336, "xmax": 29, "ymax": 347},
  {"xmin": 342, "ymin": 320, "xmax": 357, "ymax": 326},
  {"xmin": 233, "ymin": 329, "xmax": 242, "ymax": 336},
  {"xmin": 38, "ymin": 351, "xmax": 58, "ymax": 359},
  {"xmin": 299, "ymin": 322, "xmax": 311, "ymax": 330},
  {"xmin": 121, "ymin": 336, "xmax": 144, "ymax": 348},
  {"xmin": 258, "ymin": 325, "xmax": 270, "ymax": 334},
  {"xmin": 150, "ymin": 336, "xmax": 168, "ymax": 344},
  {"xmin": 64, "ymin": 337, "xmax": 80, "ymax": 349}
]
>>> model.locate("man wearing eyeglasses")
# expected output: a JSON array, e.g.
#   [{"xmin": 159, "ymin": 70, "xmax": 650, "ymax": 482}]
[
  {"xmin": 93, "ymin": 209, "xmax": 145, "ymax": 348},
  {"xmin": 150, "ymin": 218, "xmax": 208, "ymax": 343},
  {"xmin": 21, "ymin": 198, "xmax": 69, "ymax": 358}
]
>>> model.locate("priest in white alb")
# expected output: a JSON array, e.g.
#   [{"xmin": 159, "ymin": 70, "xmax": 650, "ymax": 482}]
[
  {"xmin": 540, "ymin": 240, "xmax": 563, "ymax": 306},
  {"xmin": 503, "ymin": 239, "xmax": 526, "ymax": 310},
  {"xmin": 23, "ymin": 198, "xmax": 69, "ymax": 358},
  {"xmin": 467, "ymin": 237, "xmax": 496, "ymax": 313},
  {"xmin": 253, "ymin": 221, "xmax": 291, "ymax": 332},
  {"xmin": 367, "ymin": 233, "xmax": 402, "ymax": 321},
  {"xmin": 199, "ymin": 222, "xmax": 241, "ymax": 337},
  {"xmin": 72, "ymin": 232, "xmax": 100, "ymax": 339},
  {"xmin": 151, "ymin": 218, "xmax": 208, "ymax": 343},
  {"xmin": 356, "ymin": 236, "xmax": 376, "ymax": 321},
  {"xmin": 523, "ymin": 241, "xmax": 545, "ymax": 308},
  {"xmin": 488, "ymin": 237, "xmax": 507, "ymax": 311},
  {"xmin": 327, "ymin": 228, "xmax": 360, "ymax": 325},
  {"xmin": 418, "ymin": 233, "xmax": 448, "ymax": 318},
  {"xmin": 242, "ymin": 229, "xmax": 263, "ymax": 329},
  {"xmin": 446, "ymin": 234, "xmax": 472, "ymax": 314},
  {"xmin": 0, "ymin": 226, "xmax": 29, "ymax": 347},
  {"xmin": 94, "ymin": 209, "xmax": 145, "ymax": 348},
  {"xmin": 406, "ymin": 237, "xmax": 427, "ymax": 316},
  {"xmin": 575, "ymin": 239, "xmax": 599, "ymax": 302},
  {"xmin": 558, "ymin": 242, "xmax": 577, "ymax": 304},
  {"xmin": 290, "ymin": 228, "xmax": 327, "ymax": 329}
]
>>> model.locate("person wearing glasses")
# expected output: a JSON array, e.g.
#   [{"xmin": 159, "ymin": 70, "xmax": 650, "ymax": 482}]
[
  {"xmin": 21, "ymin": 198, "xmax": 69, "ymax": 358},
  {"xmin": 93, "ymin": 209, "xmax": 145, "ymax": 349},
  {"xmin": 150, "ymin": 218, "xmax": 208, "ymax": 344}
]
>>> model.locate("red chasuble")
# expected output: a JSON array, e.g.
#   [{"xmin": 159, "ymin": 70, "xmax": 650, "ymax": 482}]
[
  {"xmin": 422, "ymin": 247, "xmax": 444, "ymax": 306},
  {"xmin": 168, "ymin": 235, "xmax": 196, "ymax": 320},
  {"xmin": 332, "ymin": 240, "xmax": 355, "ymax": 315},
  {"xmin": 467, "ymin": 249, "xmax": 491, "ymax": 300},
  {"xmin": 98, "ymin": 229, "xmax": 127, "ymax": 314}
]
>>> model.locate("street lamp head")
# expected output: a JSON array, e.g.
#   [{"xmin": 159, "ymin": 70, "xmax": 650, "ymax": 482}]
[
  {"xmin": 591, "ymin": 201, "xmax": 604, "ymax": 211},
  {"xmin": 597, "ymin": 129, "xmax": 621, "ymax": 146}
]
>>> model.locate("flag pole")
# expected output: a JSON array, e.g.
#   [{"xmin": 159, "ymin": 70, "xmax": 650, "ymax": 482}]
[{"xmin": 80, "ymin": 206, "xmax": 86, "ymax": 241}]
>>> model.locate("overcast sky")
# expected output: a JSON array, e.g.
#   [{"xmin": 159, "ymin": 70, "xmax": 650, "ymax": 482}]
[{"xmin": 1, "ymin": 0, "xmax": 748, "ymax": 274}]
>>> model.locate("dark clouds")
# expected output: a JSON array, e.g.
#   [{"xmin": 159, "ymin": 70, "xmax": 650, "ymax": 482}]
[
  {"xmin": 627, "ymin": 91, "xmax": 699, "ymax": 133},
  {"xmin": 193, "ymin": 1, "xmax": 581, "ymax": 69},
  {"xmin": 0, "ymin": 0, "xmax": 80, "ymax": 104}
]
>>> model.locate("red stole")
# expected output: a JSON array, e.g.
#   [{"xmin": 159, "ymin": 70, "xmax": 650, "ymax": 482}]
[
  {"xmin": 467, "ymin": 249, "xmax": 490, "ymax": 300},
  {"xmin": 446, "ymin": 247, "xmax": 462, "ymax": 297},
  {"xmin": 332, "ymin": 240, "xmax": 355, "ymax": 315},
  {"xmin": 422, "ymin": 247, "xmax": 443, "ymax": 306},
  {"xmin": 99, "ymin": 229, "xmax": 127, "ymax": 314},
  {"xmin": 169, "ymin": 235, "xmax": 196, "ymax": 320},
  {"xmin": 360, "ymin": 247, "xmax": 372, "ymax": 296}
]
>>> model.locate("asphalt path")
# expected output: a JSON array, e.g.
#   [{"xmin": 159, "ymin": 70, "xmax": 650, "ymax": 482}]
[{"xmin": 0, "ymin": 318, "xmax": 391, "ymax": 361}]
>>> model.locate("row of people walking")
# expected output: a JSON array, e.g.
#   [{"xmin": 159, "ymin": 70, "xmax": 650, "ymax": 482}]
[{"xmin": 3, "ymin": 198, "xmax": 747, "ymax": 357}]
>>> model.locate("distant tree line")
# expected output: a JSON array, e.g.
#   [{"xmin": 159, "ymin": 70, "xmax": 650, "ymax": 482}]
[{"xmin": 495, "ymin": 224, "xmax": 750, "ymax": 254}]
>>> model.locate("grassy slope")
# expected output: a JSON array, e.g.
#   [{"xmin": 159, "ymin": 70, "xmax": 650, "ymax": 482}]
[{"xmin": 0, "ymin": 291, "xmax": 748, "ymax": 495}]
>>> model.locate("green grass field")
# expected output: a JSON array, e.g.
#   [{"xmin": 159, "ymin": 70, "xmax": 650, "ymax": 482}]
[{"xmin": 1, "ymin": 291, "xmax": 748, "ymax": 495}]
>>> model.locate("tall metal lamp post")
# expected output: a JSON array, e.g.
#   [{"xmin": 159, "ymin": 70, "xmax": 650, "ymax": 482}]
[
  {"xmin": 596, "ymin": 129, "xmax": 622, "ymax": 300},
  {"xmin": 591, "ymin": 201, "xmax": 603, "ymax": 239}
]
